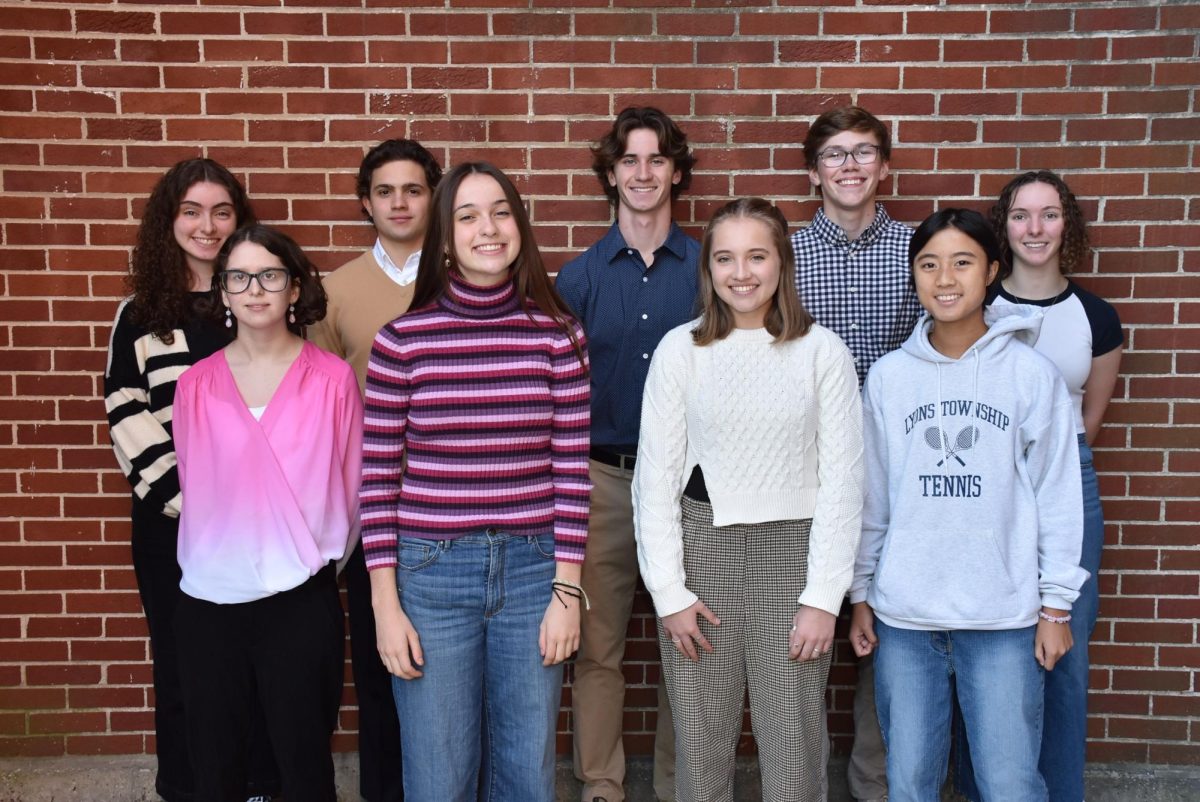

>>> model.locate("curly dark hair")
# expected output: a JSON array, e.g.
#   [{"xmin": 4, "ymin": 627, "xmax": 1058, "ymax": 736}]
[
  {"xmin": 990, "ymin": 170, "xmax": 1091, "ymax": 280},
  {"xmin": 356, "ymin": 139, "xmax": 442, "ymax": 218},
  {"xmin": 590, "ymin": 106, "xmax": 696, "ymax": 207},
  {"xmin": 211, "ymin": 225, "xmax": 327, "ymax": 337},
  {"xmin": 127, "ymin": 158, "xmax": 255, "ymax": 343}
]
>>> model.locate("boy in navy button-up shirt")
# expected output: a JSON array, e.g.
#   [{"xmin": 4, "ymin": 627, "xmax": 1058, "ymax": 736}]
[{"xmin": 557, "ymin": 107, "xmax": 699, "ymax": 802}]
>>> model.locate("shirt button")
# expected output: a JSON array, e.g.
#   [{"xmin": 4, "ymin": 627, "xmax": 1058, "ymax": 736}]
[
  {"xmin": 641, "ymin": 313, "xmax": 648, "ymax": 320},
  {"xmin": 642, "ymin": 276, "xmax": 648, "ymax": 283},
  {"xmin": 642, "ymin": 353, "xmax": 649, "ymax": 359},
  {"xmin": 627, "ymin": 249, "xmax": 634, "ymax": 255}
]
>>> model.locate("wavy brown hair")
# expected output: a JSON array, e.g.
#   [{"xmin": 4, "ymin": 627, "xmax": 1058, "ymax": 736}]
[
  {"xmin": 590, "ymin": 106, "xmax": 696, "ymax": 208},
  {"xmin": 990, "ymin": 170, "xmax": 1091, "ymax": 280},
  {"xmin": 692, "ymin": 198, "xmax": 812, "ymax": 346},
  {"xmin": 410, "ymin": 162, "xmax": 585, "ymax": 368},
  {"xmin": 212, "ymin": 225, "xmax": 326, "ymax": 337},
  {"xmin": 127, "ymin": 158, "xmax": 255, "ymax": 343}
]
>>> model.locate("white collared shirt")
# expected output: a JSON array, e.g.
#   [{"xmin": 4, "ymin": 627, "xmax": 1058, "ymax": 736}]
[{"xmin": 373, "ymin": 239, "xmax": 421, "ymax": 287}]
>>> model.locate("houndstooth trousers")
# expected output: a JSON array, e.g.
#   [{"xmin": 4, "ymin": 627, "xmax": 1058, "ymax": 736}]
[{"xmin": 659, "ymin": 496, "xmax": 832, "ymax": 802}]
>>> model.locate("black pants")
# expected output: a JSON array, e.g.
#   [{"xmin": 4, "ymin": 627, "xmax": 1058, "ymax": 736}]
[
  {"xmin": 344, "ymin": 540, "xmax": 405, "ymax": 801},
  {"xmin": 175, "ymin": 564, "xmax": 344, "ymax": 802},
  {"xmin": 130, "ymin": 502, "xmax": 279, "ymax": 802}
]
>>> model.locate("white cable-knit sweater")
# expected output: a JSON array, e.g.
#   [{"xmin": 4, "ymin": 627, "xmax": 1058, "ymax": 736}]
[{"xmin": 632, "ymin": 322, "xmax": 864, "ymax": 618}]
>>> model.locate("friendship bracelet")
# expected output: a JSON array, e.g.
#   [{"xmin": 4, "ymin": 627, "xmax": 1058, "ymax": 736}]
[
  {"xmin": 552, "ymin": 578, "xmax": 591, "ymax": 610},
  {"xmin": 1038, "ymin": 610, "xmax": 1072, "ymax": 624}
]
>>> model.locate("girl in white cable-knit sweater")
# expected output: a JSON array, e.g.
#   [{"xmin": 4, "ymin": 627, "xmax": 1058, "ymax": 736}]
[{"xmin": 633, "ymin": 198, "xmax": 864, "ymax": 802}]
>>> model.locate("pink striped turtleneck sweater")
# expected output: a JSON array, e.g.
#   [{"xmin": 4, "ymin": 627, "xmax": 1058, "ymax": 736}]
[{"xmin": 360, "ymin": 273, "xmax": 591, "ymax": 569}]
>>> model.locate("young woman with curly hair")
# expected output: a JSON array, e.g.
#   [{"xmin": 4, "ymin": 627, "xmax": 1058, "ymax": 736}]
[{"xmin": 104, "ymin": 158, "xmax": 279, "ymax": 802}]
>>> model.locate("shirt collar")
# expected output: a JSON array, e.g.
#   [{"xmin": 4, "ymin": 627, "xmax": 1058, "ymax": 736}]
[
  {"xmin": 810, "ymin": 204, "xmax": 892, "ymax": 251},
  {"xmin": 373, "ymin": 239, "xmax": 421, "ymax": 286},
  {"xmin": 599, "ymin": 221, "xmax": 689, "ymax": 265}
]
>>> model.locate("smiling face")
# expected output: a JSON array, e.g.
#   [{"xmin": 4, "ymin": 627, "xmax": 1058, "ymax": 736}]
[
  {"xmin": 173, "ymin": 181, "xmax": 238, "ymax": 275},
  {"xmin": 913, "ymin": 227, "xmax": 999, "ymax": 335},
  {"xmin": 221, "ymin": 241, "xmax": 299, "ymax": 334},
  {"xmin": 1005, "ymin": 180, "xmax": 1066, "ymax": 274},
  {"xmin": 451, "ymin": 172, "xmax": 520, "ymax": 287},
  {"xmin": 807, "ymin": 129, "xmax": 889, "ymax": 218},
  {"xmin": 361, "ymin": 158, "xmax": 432, "ymax": 249},
  {"xmin": 607, "ymin": 127, "xmax": 681, "ymax": 217},
  {"xmin": 709, "ymin": 216, "xmax": 782, "ymax": 330}
]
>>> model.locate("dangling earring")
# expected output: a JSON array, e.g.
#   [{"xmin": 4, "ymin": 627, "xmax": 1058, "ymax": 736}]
[
  {"xmin": 288, "ymin": 304, "xmax": 296, "ymax": 325},
  {"xmin": 224, "ymin": 307, "xmax": 232, "ymax": 328},
  {"xmin": 443, "ymin": 252, "xmax": 451, "ymax": 270}
]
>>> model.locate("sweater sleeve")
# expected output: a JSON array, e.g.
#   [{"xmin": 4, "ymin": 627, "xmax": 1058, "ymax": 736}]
[
  {"xmin": 1025, "ymin": 367, "xmax": 1088, "ymax": 610},
  {"xmin": 798, "ymin": 331, "xmax": 865, "ymax": 615},
  {"xmin": 549, "ymin": 322, "xmax": 592, "ymax": 563},
  {"xmin": 632, "ymin": 328, "xmax": 697, "ymax": 618},
  {"xmin": 103, "ymin": 300, "xmax": 182, "ymax": 518},
  {"xmin": 850, "ymin": 367, "xmax": 889, "ymax": 605},
  {"xmin": 359, "ymin": 326, "xmax": 410, "ymax": 570}
]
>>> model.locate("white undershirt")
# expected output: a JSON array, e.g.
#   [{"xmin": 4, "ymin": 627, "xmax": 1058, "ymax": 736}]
[
  {"xmin": 373, "ymin": 239, "xmax": 422, "ymax": 287},
  {"xmin": 247, "ymin": 404, "xmax": 266, "ymax": 420}
]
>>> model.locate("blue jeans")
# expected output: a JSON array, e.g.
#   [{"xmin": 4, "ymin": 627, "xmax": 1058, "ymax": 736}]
[
  {"xmin": 875, "ymin": 621, "xmax": 1047, "ymax": 802},
  {"xmin": 956, "ymin": 434, "xmax": 1100, "ymax": 801},
  {"xmin": 391, "ymin": 530, "xmax": 562, "ymax": 802}
]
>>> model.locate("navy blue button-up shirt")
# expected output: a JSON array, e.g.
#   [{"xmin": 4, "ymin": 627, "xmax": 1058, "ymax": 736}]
[{"xmin": 556, "ymin": 221, "xmax": 700, "ymax": 452}]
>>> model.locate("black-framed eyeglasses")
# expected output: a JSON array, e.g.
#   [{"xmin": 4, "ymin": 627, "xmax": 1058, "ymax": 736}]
[
  {"xmin": 817, "ymin": 144, "xmax": 881, "ymax": 168},
  {"xmin": 218, "ymin": 269, "xmax": 292, "ymax": 294}
]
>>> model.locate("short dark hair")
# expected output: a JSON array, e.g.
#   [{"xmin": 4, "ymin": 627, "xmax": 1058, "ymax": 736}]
[
  {"xmin": 356, "ymin": 139, "xmax": 442, "ymax": 215},
  {"xmin": 991, "ymin": 170, "xmax": 1091, "ymax": 280},
  {"xmin": 214, "ymin": 224, "xmax": 327, "ymax": 336},
  {"xmin": 909, "ymin": 208, "xmax": 1002, "ymax": 271},
  {"xmin": 802, "ymin": 106, "xmax": 892, "ymax": 170},
  {"xmin": 590, "ymin": 106, "xmax": 696, "ymax": 206},
  {"xmin": 693, "ymin": 198, "xmax": 812, "ymax": 346}
]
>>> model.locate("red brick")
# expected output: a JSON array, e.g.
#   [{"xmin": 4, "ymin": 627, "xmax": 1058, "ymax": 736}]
[
  {"xmin": 1027, "ymin": 37, "xmax": 1109, "ymax": 62},
  {"xmin": 33, "ymin": 37, "xmax": 117, "ymax": 61},
  {"xmin": 76, "ymin": 10, "xmax": 156, "ymax": 34},
  {"xmin": 906, "ymin": 66, "xmax": 982, "ymax": 90},
  {"xmin": 823, "ymin": 11, "xmax": 902, "ymax": 35},
  {"xmin": 203, "ymin": 39, "xmax": 284, "ymax": 63},
  {"xmin": 1075, "ymin": 6, "xmax": 1159, "ymax": 32},
  {"xmin": 986, "ymin": 64, "xmax": 1068, "ymax": 89},
  {"xmin": 161, "ymin": 11, "xmax": 242, "ymax": 35},
  {"xmin": 244, "ymin": 11, "xmax": 324, "ymax": 36},
  {"xmin": 658, "ymin": 12, "xmax": 735, "ymax": 36}
]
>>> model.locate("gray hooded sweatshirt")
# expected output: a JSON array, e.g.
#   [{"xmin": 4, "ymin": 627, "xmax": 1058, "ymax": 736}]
[{"xmin": 850, "ymin": 305, "xmax": 1088, "ymax": 631}]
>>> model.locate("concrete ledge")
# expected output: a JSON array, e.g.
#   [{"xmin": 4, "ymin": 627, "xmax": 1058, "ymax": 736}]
[{"xmin": 2, "ymin": 753, "xmax": 1197, "ymax": 801}]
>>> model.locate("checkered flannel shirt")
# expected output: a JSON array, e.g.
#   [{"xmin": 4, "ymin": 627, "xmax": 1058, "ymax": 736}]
[{"xmin": 791, "ymin": 204, "xmax": 922, "ymax": 387}]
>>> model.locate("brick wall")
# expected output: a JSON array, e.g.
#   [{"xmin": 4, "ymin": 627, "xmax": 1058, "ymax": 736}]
[{"xmin": 1, "ymin": 0, "xmax": 1196, "ymax": 766}]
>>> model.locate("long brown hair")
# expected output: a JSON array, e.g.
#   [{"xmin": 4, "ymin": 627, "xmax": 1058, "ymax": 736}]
[
  {"xmin": 990, "ymin": 170, "xmax": 1091, "ymax": 280},
  {"xmin": 127, "ymin": 158, "xmax": 256, "ymax": 343},
  {"xmin": 692, "ymin": 198, "xmax": 812, "ymax": 346},
  {"xmin": 410, "ymin": 162, "xmax": 585, "ymax": 367}
]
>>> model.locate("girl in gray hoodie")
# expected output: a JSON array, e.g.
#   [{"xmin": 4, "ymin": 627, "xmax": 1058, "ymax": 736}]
[{"xmin": 848, "ymin": 208, "xmax": 1087, "ymax": 802}]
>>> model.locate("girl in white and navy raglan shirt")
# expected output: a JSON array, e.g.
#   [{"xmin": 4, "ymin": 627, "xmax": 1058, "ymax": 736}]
[{"xmin": 849, "ymin": 208, "xmax": 1087, "ymax": 802}]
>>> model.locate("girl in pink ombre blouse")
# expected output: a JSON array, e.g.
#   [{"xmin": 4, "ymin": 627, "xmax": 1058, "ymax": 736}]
[{"xmin": 172, "ymin": 225, "xmax": 359, "ymax": 802}]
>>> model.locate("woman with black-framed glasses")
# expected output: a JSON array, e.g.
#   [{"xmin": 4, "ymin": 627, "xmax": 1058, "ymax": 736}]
[{"xmin": 172, "ymin": 224, "xmax": 362, "ymax": 802}]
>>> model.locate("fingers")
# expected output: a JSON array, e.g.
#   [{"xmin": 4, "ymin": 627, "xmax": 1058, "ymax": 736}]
[
  {"xmin": 696, "ymin": 602, "xmax": 721, "ymax": 628},
  {"xmin": 789, "ymin": 629, "xmax": 833, "ymax": 661}
]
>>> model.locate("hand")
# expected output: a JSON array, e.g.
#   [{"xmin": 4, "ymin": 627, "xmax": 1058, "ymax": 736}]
[
  {"xmin": 790, "ymin": 605, "xmax": 836, "ymax": 661},
  {"xmin": 1035, "ymin": 607, "xmax": 1074, "ymax": 671},
  {"xmin": 539, "ymin": 590, "xmax": 581, "ymax": 666},
  {"xmin": 373, "ymin": 595, "xmax": 424, "ymax": 680},
  {"xmin": 849, "ymin": 602, "xmax": 877, "ymax": 658},
  {"xmin": 662, "ymin": 600, "xmax": 720, "ymax": 662}
]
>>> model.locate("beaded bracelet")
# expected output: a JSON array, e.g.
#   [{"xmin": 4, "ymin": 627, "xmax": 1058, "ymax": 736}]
[
  {"xmin": 552, "ymin": 578, "xmax": 591, "ymax": 610},
  {"xmin": 1038, "ymin": 610, "xmax": 1072, "ymax": 624}
]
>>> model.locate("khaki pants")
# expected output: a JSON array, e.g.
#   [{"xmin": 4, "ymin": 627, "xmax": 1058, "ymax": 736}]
[{"xmin": 573, "ymin": 459, "xmax": 675, "ymax": 802}]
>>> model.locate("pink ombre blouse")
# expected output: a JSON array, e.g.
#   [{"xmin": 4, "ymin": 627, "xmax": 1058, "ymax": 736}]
[{"xmin": 175, "ymin": 340, "xmax": 363, "ymax": 603}]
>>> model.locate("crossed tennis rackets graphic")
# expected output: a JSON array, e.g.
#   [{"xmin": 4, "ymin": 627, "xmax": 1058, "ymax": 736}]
[{"xmin": 924, "ymin": 425, "xmax": 981, "ymax": 467}]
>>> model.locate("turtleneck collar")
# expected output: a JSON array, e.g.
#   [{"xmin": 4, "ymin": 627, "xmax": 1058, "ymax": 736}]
[{"xmin": 442, "ymin": 271, "xmax": 520, "ymax": 318}]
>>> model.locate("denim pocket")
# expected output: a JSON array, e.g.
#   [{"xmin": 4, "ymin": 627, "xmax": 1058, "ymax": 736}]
[
  {"xmin": 528, "ymin": 532, "xmax": 556, "ymax": 560},
  {"xmin": 397, "ymin": 538, "xmax": 447, "ymax": 571}
]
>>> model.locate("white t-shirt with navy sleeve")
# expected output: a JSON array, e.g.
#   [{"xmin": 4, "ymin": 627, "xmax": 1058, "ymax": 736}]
[{"xmin": 989, "ymin": 279, "xmax": 1123, "ymax": 434}]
